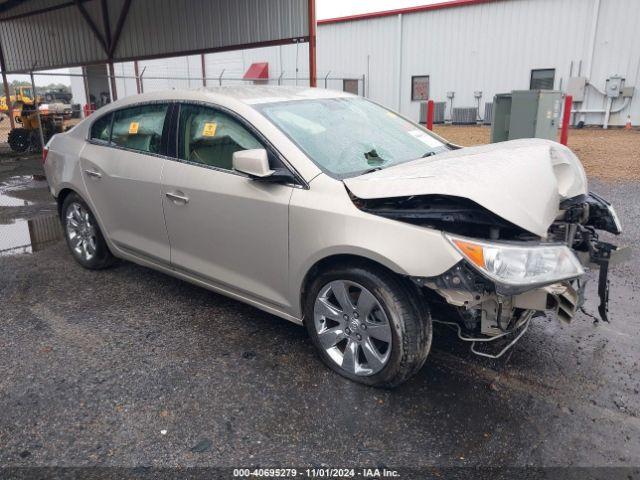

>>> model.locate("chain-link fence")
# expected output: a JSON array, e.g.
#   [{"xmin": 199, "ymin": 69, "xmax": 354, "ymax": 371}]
[{"xmin": 0, "ymin": 69, "xmax": 366, "ymax": 156}]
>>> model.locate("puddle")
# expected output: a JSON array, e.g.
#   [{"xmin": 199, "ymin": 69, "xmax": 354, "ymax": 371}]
[
  {"xmin": 0, "ymin": 215, "xmax": 63, "ymax": 256},
  {"xmin": 0, "ymin": 175, "xmax": 47, "ymax": 207},
  {"xmin": 0, "ymin": 175, "xmax": 48, "ymax": 192},
  {"xmin": 0, "ymin": 194, "xmax": 32, "ymax": 207}
]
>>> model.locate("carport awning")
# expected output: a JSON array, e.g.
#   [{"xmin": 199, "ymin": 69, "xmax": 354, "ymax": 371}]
[
  {"xmin": 0, "ymin": 0, "xmax": 311, "ymax": 73},
  {"xmin": 243, "ymin": 62, "xmax": 269, "ymax": 80}
]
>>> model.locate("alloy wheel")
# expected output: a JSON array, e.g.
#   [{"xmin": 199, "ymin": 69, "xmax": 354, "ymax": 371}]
[
  {"xmin": 313, "ymin": 280, "xmax": 392, "ymax": 376},
  {"xmin": 65, "ymin": 202, "xmax": 97, "ymax": 262}
]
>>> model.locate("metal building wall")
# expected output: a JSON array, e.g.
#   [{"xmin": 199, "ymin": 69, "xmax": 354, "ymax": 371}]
[
  {"xmin": 585, "ymin": 0, "xmax": 640, "ymax": 126},
  {"xmin": 317, "ymin": 16, "xmax": 399, "ymax": 108},
  {"xmin": 317, "ymin": 0, "xmax": 640, "ymax": 126},
  {"xmin": 0, "ymin": 1, "xmax": 106, "ymax": 71},
  {"xmin": 0, "ymin": 0, "xmax": 309, "ymax": 73},
  {"xmin": 115, "ymin": 0, "xmax": 308, "ymax": 61}
]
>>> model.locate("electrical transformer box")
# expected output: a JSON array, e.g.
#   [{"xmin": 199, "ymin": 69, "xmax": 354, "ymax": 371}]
[{"xmin": 491, "ymin": 90, "xmax": 562, "ymax": 143}]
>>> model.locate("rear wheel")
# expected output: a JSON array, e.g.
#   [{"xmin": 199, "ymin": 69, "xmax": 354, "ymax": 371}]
[
  {"xmin": 305, "ymin": 263, "xmax": 432, "ymax": 388},
  {"xmin": 61, "ymin": 193, "xmax": 115, "ymax": 269}
]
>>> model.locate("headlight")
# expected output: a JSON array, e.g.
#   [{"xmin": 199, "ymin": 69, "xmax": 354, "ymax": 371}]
[
  {"xmin": 446, "ymin": 234, "xmax": 584, "ymax": 287},
  {"xmin": 608, "ymin": 204, "xmax": 623, "ymax": 234}
]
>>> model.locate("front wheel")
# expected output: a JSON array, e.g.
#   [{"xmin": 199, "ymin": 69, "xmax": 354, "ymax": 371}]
[
  {"xmin": 61, "ymin": 193, "xmax": 115, "ymax": 269},
  {"xmin": 305, "ymin": 263, "xmax": 432, "ymax": 388}
]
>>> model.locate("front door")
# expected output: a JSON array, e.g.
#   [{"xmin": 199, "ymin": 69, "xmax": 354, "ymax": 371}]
[
  {"xmin": 161, "ymin": 103, "xmax": 292, "ymax": 308},
  {"xmin": 80, "ymin": 103, "xmax": 171, "ymax": 263}
]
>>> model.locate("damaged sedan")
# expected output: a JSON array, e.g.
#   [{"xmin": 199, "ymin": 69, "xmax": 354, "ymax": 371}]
[{"xmin": 43, "ymin": 86, "xmax": 628, "ymax": 387}]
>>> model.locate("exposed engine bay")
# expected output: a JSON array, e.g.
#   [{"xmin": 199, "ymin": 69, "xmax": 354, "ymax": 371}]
[{"xmin": 351, "ymin": 190, "xmax": 628, "ymax": 358}]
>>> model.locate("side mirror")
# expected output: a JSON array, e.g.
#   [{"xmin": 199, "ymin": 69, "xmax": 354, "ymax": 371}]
[{"xmin": 232, "ymin": 149, "xmax": 274, "ymax": 178}]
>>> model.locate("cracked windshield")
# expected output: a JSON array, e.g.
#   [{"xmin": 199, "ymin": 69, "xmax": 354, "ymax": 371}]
[{"xmin": 257, "ymin": 97, "xmax": 449, "ymax": 178}]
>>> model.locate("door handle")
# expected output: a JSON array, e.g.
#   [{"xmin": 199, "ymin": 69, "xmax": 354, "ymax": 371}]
[
  {"xmin": 84, "ymin": 169, "xmax": 102, "ymax": 179},
  {"xmin": 165, "ymin": 191, "xmax": 189, "ymax": 204}
]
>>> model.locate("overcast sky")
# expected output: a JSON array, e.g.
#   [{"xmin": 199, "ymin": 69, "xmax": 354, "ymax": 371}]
[{"xmin": 317, "ymin": 0, "xmax": 441, "ymax": 19}]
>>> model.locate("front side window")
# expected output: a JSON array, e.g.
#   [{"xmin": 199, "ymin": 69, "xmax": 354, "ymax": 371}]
[
  {"xmin": 90, "ymin": 113, "xmax": 112, "ymax": 142},
  {"xmin": 111, "ymin": 104, "xmax": 168, "ymax": 154},
  {"xmin": 256, "ymin": 97, "xmax": 448, "ymax": 178},
  {"xmin": 178, "ymin": 104, "xmax": 262, "ymax": 171}
]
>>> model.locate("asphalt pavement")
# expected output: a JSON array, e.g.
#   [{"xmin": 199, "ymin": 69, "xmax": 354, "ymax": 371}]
[{"xmin": 1, "ymin": 155, "xmax": 639, "ymax": 471}]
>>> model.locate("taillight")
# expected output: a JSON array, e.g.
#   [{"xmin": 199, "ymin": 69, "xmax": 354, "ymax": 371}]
[{"xmin": 42, "ymin": 146, "xmax": 49, "ymax": 164}]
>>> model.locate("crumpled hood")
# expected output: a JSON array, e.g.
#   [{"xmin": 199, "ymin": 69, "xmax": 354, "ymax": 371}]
[{"xmin": 344, "ymin": 138, "xmax": 588, "ymax": 238}]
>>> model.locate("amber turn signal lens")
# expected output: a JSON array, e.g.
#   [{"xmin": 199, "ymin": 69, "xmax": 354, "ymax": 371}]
[{"xmin": 452, "ymin": 239, "xmax": 485, "ymax": 269}]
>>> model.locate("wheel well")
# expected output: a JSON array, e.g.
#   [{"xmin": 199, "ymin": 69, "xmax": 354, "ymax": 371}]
[
  {"xmin": 299, "ymin": 254, "xmax": 417, "ymax": 320},
  {"xmin": 56, "ymin": 188, "xmax": 75, "ymax": 217}
]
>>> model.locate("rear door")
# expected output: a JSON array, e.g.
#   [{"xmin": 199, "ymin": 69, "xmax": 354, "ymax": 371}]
[
  {"xmin": 80, "ymin": 103, "xmax": 172, "ymax": 263},
  {"xmin": 161, "ymin": 103, "xmax": 293, "ymax": 308}
]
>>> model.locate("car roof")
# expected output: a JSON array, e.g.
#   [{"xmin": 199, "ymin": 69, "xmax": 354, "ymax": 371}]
[{"xmin": 99, "ymin": 86, "xmax": 355, "ymax": 113}]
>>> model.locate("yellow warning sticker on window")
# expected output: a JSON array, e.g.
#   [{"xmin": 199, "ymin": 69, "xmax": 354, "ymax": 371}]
[
  {"xmin": 128, "ymin": 122, "xmax": 139, "ymax": 134},
  {"xmin": 202, "ymin": 122, "xmax": 217, "ymax": 137}
]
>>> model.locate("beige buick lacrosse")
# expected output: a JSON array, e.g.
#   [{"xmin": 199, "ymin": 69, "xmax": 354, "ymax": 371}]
[{"xmin": 44, "ymin": 86, "xmax": 625, "ymax": 387}]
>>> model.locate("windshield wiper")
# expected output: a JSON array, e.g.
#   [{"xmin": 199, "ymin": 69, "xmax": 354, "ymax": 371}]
[
  {"xmin": 422, "ymin": 151, "xmax": 437, "ymax": 158},
  {"xmin": 361, "ymin": 166, "xmax": 383, "ymax": 175}
]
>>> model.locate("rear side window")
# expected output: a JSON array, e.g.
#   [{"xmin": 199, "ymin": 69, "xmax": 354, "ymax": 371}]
[
  {"xmin": 111, "ymin": 104, "xmax": 169, "ymax": 154},
  {"xmin": 90, "ymin": 113, "xmax": 112, "ymax": 142},
  {"xmin": 177, "ymin": 104, "xmax": 262, "ymax": 171}
]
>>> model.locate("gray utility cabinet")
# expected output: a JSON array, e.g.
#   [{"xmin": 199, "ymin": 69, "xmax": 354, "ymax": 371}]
[{"xmin": 491, "ymin": 90, "xmax": 562, "ymax": 143}]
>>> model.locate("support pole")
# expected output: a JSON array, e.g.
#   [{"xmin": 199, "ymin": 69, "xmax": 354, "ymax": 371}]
[
  {"xmin": 308, "ymin": 0, "xmax": 317, "ymax": 87},
  {"xmin": 134, "ymin": 60, "xmax": 141, "ymax": 94},
  {"xmin": 426, "ymin": 99, "xmax": 434, "ymax": 131},
  {"xmin": 201, "ymin": 54, "xmax": 207, "ymax": 87},
  {"xmin": 0, "ymin": 41, "xmax": 15, "ymax": 129},
  {"xmin": 108, "ymin": 62, "xmax": 117, "ymax": 101},
  {"xmin": 82, "ymin": 65, "xmax": 91, "ymax": 117},
  {"xmin": 603, "ymin": 96, "xmax": 613, "ymax": 130},
  {"xmin": 560, "ymin": 95, "xmax": 572, "ymax": 146},
  {"xmin": 30, "ymin": 71, "xmax": 45, "ymax": 150},
  {"xmin": 139, "ymin": 66, "xmax": 146, "ymax": 94}
]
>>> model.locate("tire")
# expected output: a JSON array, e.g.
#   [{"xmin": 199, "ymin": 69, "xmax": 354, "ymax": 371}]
[
  {"xmin": 61, "ymin": 193, "xmax": 115, "ymax": 269},
  {"xmin": 304, "ymin": 262, "xmax": 432, "ymax": 388},
  {"xmin": 7, "ymin": 128, "xmax": 30, "ymax": 153}
]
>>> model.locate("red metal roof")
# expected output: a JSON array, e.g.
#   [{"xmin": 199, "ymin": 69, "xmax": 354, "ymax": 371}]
[
  {"xmin": 243, "ymin": 62, "xmax": 269, "ymax": 80},
  {"xmin": 318, "ymin": 0, "xmax": 500, "ymax": 25}
]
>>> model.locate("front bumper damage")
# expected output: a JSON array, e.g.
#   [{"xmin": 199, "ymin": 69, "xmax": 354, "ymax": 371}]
[
  {"xmin": 411, "ymin": 192, "xmax": 629, "ymax": 359},
  {"xmin": 413, "ymin": 262, "xmax": 583, "ymax": 358}
]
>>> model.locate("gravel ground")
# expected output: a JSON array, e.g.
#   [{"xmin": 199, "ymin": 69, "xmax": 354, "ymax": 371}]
[
  {"xmin": 0, "ymin": 146, "xmax": 639, "ymax": 472},
  {"xmin": 433, "ymin": 125, "xmax": 640, "ymax": 182}
]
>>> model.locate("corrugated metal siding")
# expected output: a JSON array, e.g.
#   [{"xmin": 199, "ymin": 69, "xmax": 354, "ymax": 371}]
[
  {"xmin": 399, "ymin": 0, "xmax": 594, "ymax": 122},
  {"xmin": 0, "ymin": 0, "xmax": 106, "ymax": 72},
  {"xmin": 0, "ymin": 0, "xmax": 308, "ymax": 73},
  {"xmin": 316, "ymin": 0, "xmax": 640, "ymax": 126},
  {"xmin": 63, "ymin": 0, "xmax": 640, "ymax": 126},
  {"xmin": 586, "ymin": 0, "xmax": 640, "ymax": 125},
  {"xmin": 317, "ymin": 16, "xmax": 399, "ymax": 109},
  {"xmin": 115, "ymin": 0, "xmax": 308, "ymax": 61},
  {"xmin": 0, "ymin": 0, "xmax": 70, "ymax": 19}
]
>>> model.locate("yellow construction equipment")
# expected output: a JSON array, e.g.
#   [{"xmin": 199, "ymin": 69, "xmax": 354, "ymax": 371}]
[{"xmin": 0, "ymin": 85, "xmax": 64, "ymax": 152}]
